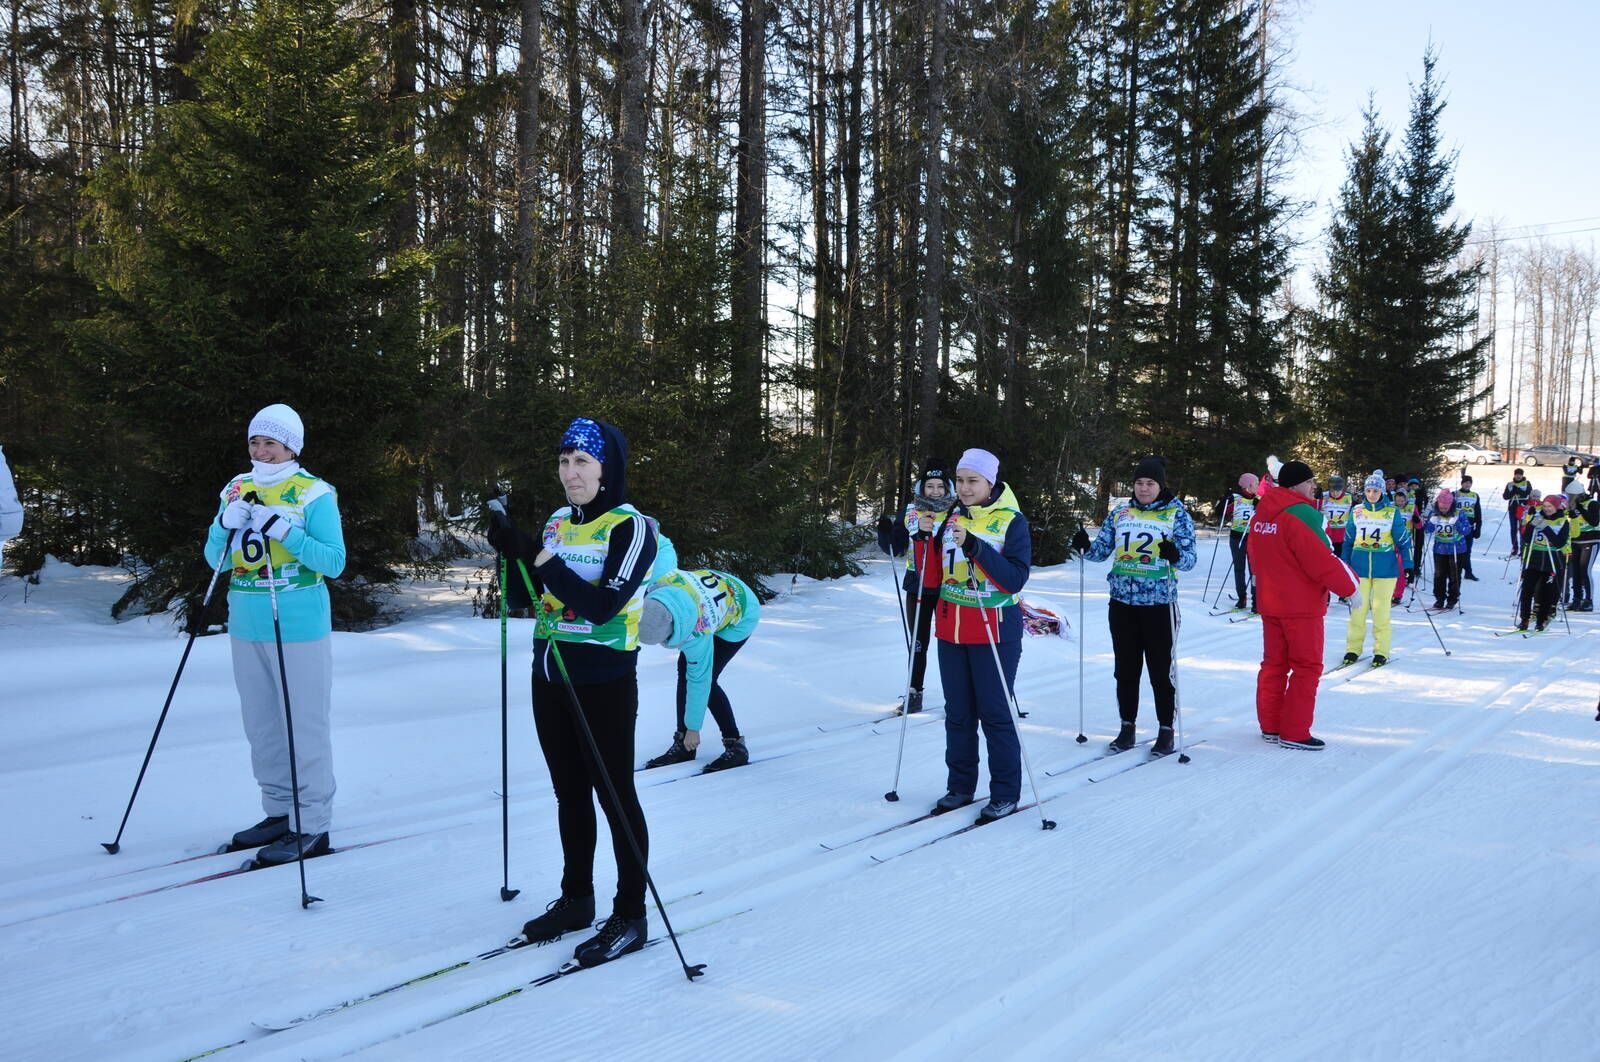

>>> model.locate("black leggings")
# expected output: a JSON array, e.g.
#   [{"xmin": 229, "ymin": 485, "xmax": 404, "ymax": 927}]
[
  {"xmin": 1109, "ymin": 599, "xmax": 1176, "ymax": 727},
  {"xmin": 1229, "ymin": 532, "xmax": 1251, "ymax": 608},
  {"xmin": 533, "ymin": 671, "xmax": 649, "ymax": 919},
  {"xmin": 1431, "ymin": 552, "xmax": 1462, "ymax": 606},
  {"xmin": 905, "ymin": 590, "xmax": 938, "ymax": 691},
  {"xmin": 675, "ymin": 636, "xmax": 748, "ymax": 738},
  {"xmin": 1569, "ymin": 542, "xmax": 1594, "ymax": 605},
  {"xmin": 1518, "ymin": 567, "xmax": 1562, "ymax": 627}
]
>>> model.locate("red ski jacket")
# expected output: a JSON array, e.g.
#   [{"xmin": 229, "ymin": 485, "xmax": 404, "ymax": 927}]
[{"xmin": 1246, "ymin": 486, "xmax": 1360, "ymax": 618}]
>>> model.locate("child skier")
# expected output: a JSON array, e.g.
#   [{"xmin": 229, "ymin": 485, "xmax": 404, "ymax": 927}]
[
  {"xmin": 923, "ymin": 449, "xmax": 1031, "ymax": 823},
  {"xmin": 1455, "ymin": 475, "xmax": 1484, "ymax": 580},
  {"xmin": 205, "ymin": 404, "xmax": 346, "ymax": 866},
  {"xmin": 1517, "ymin": 493, "xmax": 1569, "ymax": 632},
  {"xmin": 1423, "ymin": 489, "xmax": 1474, "ymax": 611},
  {"xmin": 638, "ymin": 568, "xmax": 762, "ymax": 771},
  {"xmin": 876, "ymin": 458, "xmax": 953, "ymax": 713},
  {"xmin": 1341, "ymin": 472, "xmax": 1412, "ymax": 667},
  {"xmin": 1321, "ymin": 475, "xmax": 1354, "ymax": 555},
  {"xmin": 1389, "ymin": 485, "xmax": 1416, "ymax": 606},
  {"xmin": 1071, "ymin": 455, "xmax": 1198, "ymax": 756},
  {"xmin": 1217, "ymin": 473, "xmax": 1258, "ymax": 611},
  {"xmin": 1503, "ymin": 470, "xmax": 1532, "ymax": 555},
  {"xmin": 1562, "ymin": 481, "xmax": 1599, "ymax": 612}
]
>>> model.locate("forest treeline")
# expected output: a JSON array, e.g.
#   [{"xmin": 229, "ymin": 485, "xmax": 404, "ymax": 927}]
[{"xmin": 1, "ymin": 1, "xmax": 1504, "ymax": 625}]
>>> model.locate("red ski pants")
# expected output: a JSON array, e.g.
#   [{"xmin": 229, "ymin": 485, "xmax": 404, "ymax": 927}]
[{"xmin": 1256, "ymin": 615, "xmax": 1325, "ymax": 742}]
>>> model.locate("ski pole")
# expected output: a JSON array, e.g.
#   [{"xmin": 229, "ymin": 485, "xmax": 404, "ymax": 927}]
[
  {"xmin": 1199, "ymin": 509, "xmax": 1225, "ymax": 601},
  {"xmin": 889, "ymin": 549, "xmax": 911, "ymax": 656},
  {"xmin": 1075, "ymin": 551, "xmax": 1087, "ymax": 745},
  {"xmin": 513, "ymin": 558, "xmax": 705, "ymax": 982},
  {"xmin": 885, "ymin": 587, "xmax": 930, "ymax": 803},
  {"xmin": 248, "ymin": 494, "xmax": 321, "ymax": 909},
  {"xmin": 1210, "ymin": 549, "xmax": 1235, "ymax": 611},
  {"xmin": 1558, "ymin": 563, "xmax": 1573, "ymax": 635},
  {"xmin": 979, "ymin": 595, "xmax": 1056, "ymax": 830},
  {"xmin": 1165, "ymin": 572, "xmax": 1190, "ymax": 764},
  {"xmin": 1419, "ymin": 598, "xmax": 1451, "ymax": 656},
  {"xmin": 496, "ymin": 541, "xmax": 519, "ymax": 902},
  {"xmin": 102, "ymin": 529, "xmax": 237, "ymax": 855},
  {"xmin": 887, "ymin": 508, "xmax": 957, "ymax": 802}
]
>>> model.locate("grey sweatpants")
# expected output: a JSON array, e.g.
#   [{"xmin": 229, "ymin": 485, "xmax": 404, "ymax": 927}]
[{"xmin": 231, "ymin": 637, "xmax": 336, "ymax": 834}]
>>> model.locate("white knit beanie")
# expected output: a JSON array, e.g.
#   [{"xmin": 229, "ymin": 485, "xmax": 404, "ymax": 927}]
[
  {"xmin": 248, "ymin": 404, "xmax": 305, "ymax": 455},
  {"xmin": 956, "ymin": 448, "xmax": 1000, "ymax": 486}
]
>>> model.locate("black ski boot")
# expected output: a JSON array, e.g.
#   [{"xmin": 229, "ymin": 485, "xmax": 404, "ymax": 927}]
[
  {"xmin": 931, "ymin": 792, "xmax": 973, "ymax": 815},
  {"xmin": 227, "ymin": 814, "xmax": 289, "ymax": 852},
  {"xmin": 1342, "ymin": 652, "xmax": 1359, "ymax": 666},
  {"xmin": 1108, "ymin": 720, "xmax": 1137, "ymax": 753},
  {"xmin": 1279, "ymin": 735, "xmax": 1326, "ymax": 751},
  {"xmin": 520, "ymin": 894, "xmax": 596, "ymax": 945},
  {"xmin": 573, "ymin": 913, "xmax": 647, "ymax": 968},
  {"xmin": 252, "ymin": 830, "xmax": 330, "ymax": 867},
  {"xmin": 976, "ymin": 800, "xmax": 1017, "ymax": 823},
  {"xmin": 643, "ymin": 734, "xmax": 695, "ymax": 769},
  {"xmin": 904, "ymin": 689, "xmax": 924, "ymax": 714},
  {"xmin": 1372, "ymin": 654, "xmax": 1388, "ymax": 667},
  {"xmin": 701, "ymin": 737, "xmax": 749, "ymax": 773},
  {"xmin": 1150, "ymin": 726, "xmax": 1176, "ymax": 757}
]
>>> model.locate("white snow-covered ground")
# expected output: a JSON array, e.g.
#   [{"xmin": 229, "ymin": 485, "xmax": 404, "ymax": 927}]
[{"xmin": 3, "ymin": 471, "xmax": 1598, "ymax": 1061}]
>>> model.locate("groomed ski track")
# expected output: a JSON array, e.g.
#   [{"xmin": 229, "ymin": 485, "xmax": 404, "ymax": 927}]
[{"xmin": 2, "ymin": 542, "xmax": 1597, "ymax": 1061}]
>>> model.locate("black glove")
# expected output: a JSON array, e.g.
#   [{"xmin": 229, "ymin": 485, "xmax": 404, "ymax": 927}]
[
  {"xmin": 485, "ymin": 497, "xmax": 517, "ymax": 554},
  {"xmin": 1157, "ymin": 538, "xmax": 1181, "ymax": 563},
  {"xmin": 876, "ymin": 515, "xmax": 895, "ymax": 535},
  {"xmin": 1070, "ymin": 527, "xmax": 1092, "ymax": 555}
]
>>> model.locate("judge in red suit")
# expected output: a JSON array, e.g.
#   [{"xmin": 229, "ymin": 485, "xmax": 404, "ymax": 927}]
[{"xmin": 1246, "ymin": 460, "xmax": 1361, "ymax": 750}]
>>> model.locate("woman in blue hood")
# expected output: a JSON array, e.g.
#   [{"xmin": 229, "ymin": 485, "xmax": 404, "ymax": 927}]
[{"xmin": 487, "ymin": 417, "xmax": 660, "ymax": 969}]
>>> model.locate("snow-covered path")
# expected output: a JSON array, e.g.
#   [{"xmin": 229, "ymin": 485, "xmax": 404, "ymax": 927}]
[{"xmin": 2, "ymin": 510, "xmax": 1597, "ymax": 1061}]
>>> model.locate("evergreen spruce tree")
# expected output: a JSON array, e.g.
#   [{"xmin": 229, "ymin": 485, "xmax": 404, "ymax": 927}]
[
  {"xmin": 1390, "ymin": 49, "xmax": 1494, "ymax": 464},
  {"xmin": 68, "ymin": 0, "xmax": 429, "ymax": 628},
  {"xmin": 1313, "ymin": 52, "xmax": 1492, "ymax": 476},
  {"xmin": 1311, "ymin": 105, "xmax": 1405, "ymax": 473}
]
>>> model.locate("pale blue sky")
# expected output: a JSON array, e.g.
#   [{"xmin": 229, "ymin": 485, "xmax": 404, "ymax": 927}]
[{"xmin": 1283, "ymin": 0, "xmax": 1599, "ymax": 272}]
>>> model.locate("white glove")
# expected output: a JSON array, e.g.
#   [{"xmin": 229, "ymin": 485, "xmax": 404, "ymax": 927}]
[
  {"xmin": 219, "ymin": 499, "xmax": 253, "ymax": 530},
  {"xmin": 250, "ymin": 504, "xmax": 302, "ymax": 542}
]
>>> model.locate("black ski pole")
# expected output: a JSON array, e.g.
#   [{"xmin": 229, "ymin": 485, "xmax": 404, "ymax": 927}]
[
  {"xmin": 102, "ymin": 529, "xmax": 237, "ymax": 854},
  {"xmin": 515, "ymin": 558, "xmax": 705, "ymax": 982},
  {"xmin": 1199, "ymin": 509, "xmax": 1225, "ymax": 601},
  {"xmin": 886, "ymin": 535, "xmax": 911, "ymax": 656},
  {"xmin": 486, "ymin": 497, "xmax": 519, "ymax": 902},
  {"xmin": 1075, "ymin": 549, "xmax": 1087, "ymax": 744},
  {"xmin": 498, "ymin": 550, "xmax": 519, "ymax": 901},
  {"xmin": 1165, "ymin": 571, "xmax": 1191, "ymax": 764},
  {"xmin": 886, "ymin": 507, "xmax": 957, "ymax": 802},
  {"xmin": 249, "ymin": 493, "xmax": 321, "ymax": 909}
]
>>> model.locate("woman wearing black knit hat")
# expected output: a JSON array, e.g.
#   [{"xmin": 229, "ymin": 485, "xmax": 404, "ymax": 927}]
[
  {"xmin": 1070, "ymin": 455, "xmax": 1198, "ymax": 756},
  {"xmin": 877, "ymin": 458, "xmax": 954, "ymax": 713}
]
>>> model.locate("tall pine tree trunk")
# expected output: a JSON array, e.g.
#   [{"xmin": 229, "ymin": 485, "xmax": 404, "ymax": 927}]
[
  {"xmin": 612, "ymin": 0, "xmax": 648, "ymax": 348},
  {"xmin": 514, "ymin": 0, "xmax": 542, "ymax": 332},
  {"xmin": 732, "ymin": 0, "xmax": 767, "ymax": 437},
  {"xmin": 915, "ymin": 0, "xmax": 945, "ymax": 451}
]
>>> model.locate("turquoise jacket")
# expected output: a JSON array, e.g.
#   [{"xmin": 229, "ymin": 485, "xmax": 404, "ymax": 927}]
[
  {"xmin": 204, "ymin": 482, "xmax": 346, "ymax": 642},
  {"xmin": 651, "ymin": 569, "xmax": 760, "ymax": 732}
]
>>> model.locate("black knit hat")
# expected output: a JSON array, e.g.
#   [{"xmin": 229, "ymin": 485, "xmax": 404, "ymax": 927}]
[
  {"xmin": 920, "ymin": 457, "xmax": 950, "ymax": 493},
  {"xmin": 1133, "ymin": 455, "xmax": 1168, "ymax": 488},
  {"xmin": 1277, "ymin": 460, "xmax": 1315, "ymax": 489}
]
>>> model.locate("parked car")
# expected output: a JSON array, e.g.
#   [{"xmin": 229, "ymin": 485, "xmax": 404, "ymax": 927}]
[
  {"xmin": 1440, "ymin": 441, "xmax": 1501, "ymax": 465},
  {"xmin": 1519, "ymin": 444, "xmax": 1600, "ymax": 467}
]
